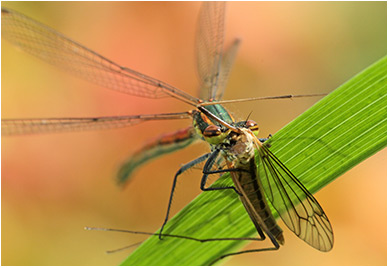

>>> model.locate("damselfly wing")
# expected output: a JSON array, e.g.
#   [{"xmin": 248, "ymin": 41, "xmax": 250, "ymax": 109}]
[{"xmin": 2, "ymin": 2, "xmax": 339, "ymax": 265}]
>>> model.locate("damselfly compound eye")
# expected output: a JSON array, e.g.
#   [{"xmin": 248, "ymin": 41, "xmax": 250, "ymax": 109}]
[
  {"xmin": 245, "ymin": 120, "xmax": 259, "ymax": 136},
  {"xmin": 203, "ymin": 125, "xmax": 222, "ymax": 137},
  {"xmin": 202, "ymin": 125, "xmax": 229, "ymax": 145}
]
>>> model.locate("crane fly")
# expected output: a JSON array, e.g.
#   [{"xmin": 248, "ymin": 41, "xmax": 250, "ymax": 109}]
[{"xmin": 2, "ymin": 2, "xmax": 333, "ymax": 264}]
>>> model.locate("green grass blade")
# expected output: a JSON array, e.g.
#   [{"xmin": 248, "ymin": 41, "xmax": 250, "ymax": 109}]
[{"xmin": 121, "ymin": 56, "xmax": 387, "ymax": 266}]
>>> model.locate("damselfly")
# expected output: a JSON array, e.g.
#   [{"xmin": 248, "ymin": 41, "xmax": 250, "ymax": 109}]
[{"xmin": 3, "ymin": 2, "xmax": 383, "ymax": 266}]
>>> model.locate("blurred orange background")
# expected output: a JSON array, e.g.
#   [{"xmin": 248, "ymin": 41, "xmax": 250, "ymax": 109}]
[{"xmin": 2, "ymin": 2, "xmax": 386, "ymax": 266}]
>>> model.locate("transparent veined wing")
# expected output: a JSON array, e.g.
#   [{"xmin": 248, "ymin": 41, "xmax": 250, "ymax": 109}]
[
  {"xmin": 196, "ymin": 2, "xmax": 225, "ymax": 101},
  {"xmin": 2, "ymin": 112, "xmax": 191, "ymax": 135},
  {"xmin": 1, "ymin": 7, "xmax": 199, "ymax": 105},
  {"xmin": 256, "ymin": 142, "xmax": 334, "ymax": 251},
  {"xmin": 215, "ymin": 38, "xmax": 240, "ymax": 101}
]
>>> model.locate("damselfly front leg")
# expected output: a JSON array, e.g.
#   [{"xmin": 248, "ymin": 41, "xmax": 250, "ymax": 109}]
[
  {"xmin": 199, "ymin": 149, "xmax": 242, "ymax": 195},
  {"xmin": 159, "ymin": 152, "xmax": 212, "ymax": 239},
  {"xmin": 160, "ymin": 148, "xmax": 243, "ymax": 239}
]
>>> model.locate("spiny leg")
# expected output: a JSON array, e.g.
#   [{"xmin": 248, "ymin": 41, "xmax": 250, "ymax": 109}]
[
  {"xmin": 160, "ymin": 150, "xmax": 244, "ymax": 239},
  {"xmin": 159, "ymin": 152, "xmax": 212, "ymax": 239},
  {"xmin": 86, "ymin": 227, "xmax": 269, "ymax": 258},
  {"xmin": 200, "ymin": 149, "xmax": 242, "ymax": 195},
  {"xmin": 208, "ymin": 230, "xmax": 280, "ymax": 266},
  {"xmin": 87, "ymin": 224, "xmax": 278, "ymax": 266}
]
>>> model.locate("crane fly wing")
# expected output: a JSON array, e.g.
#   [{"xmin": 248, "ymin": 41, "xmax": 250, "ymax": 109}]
[
  {"xmin": 2, "ymin": 113, "xmax": 191, "ymax": 135},
  {"xmin": 257, "ymin": 143, "xmax": 334, "ymax": 251},
  {"xmin": 1, "ymin": 7, "xmax": 198, "ymax": 104},
  {"xmin": 196, "ymin": 2, "xmax": 226, "ymax": 100}
]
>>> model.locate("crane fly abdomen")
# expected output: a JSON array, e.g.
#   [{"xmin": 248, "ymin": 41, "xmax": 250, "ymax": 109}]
[{"xmin": 235, "ymin": 157, "xmax": 284, "ymax": 245}]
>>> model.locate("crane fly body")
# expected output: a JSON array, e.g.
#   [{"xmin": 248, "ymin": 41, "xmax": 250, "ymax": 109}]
[{"xmin": 2, "ymin": 2, "xmax": 335, "ymax": 264}]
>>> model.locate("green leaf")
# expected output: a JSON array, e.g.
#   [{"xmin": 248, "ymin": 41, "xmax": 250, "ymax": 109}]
[{"xmin": 121, "ymin": 56, "xmax": 387, "ymax": 265}]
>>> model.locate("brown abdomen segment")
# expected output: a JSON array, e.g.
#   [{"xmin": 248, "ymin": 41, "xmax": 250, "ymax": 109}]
[{"xmin": 234, "ymin": 158, "xmax": 284, "ymax": 245}]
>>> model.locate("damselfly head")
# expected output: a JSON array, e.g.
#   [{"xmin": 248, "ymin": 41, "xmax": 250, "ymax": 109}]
[{"xmin": 192, "ymin": 109, "xmax": 234, "ymax": 145}]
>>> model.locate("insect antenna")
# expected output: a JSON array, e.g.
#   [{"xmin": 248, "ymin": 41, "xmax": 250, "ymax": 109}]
[{"xmin": 245, "ymin": 111, "xmax": 253, "ymax": 123}]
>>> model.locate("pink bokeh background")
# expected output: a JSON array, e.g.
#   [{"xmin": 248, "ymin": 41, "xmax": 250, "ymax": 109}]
[{"xmin": 2, "ymin": 2, "xmax": 386, "ymax": 265}]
